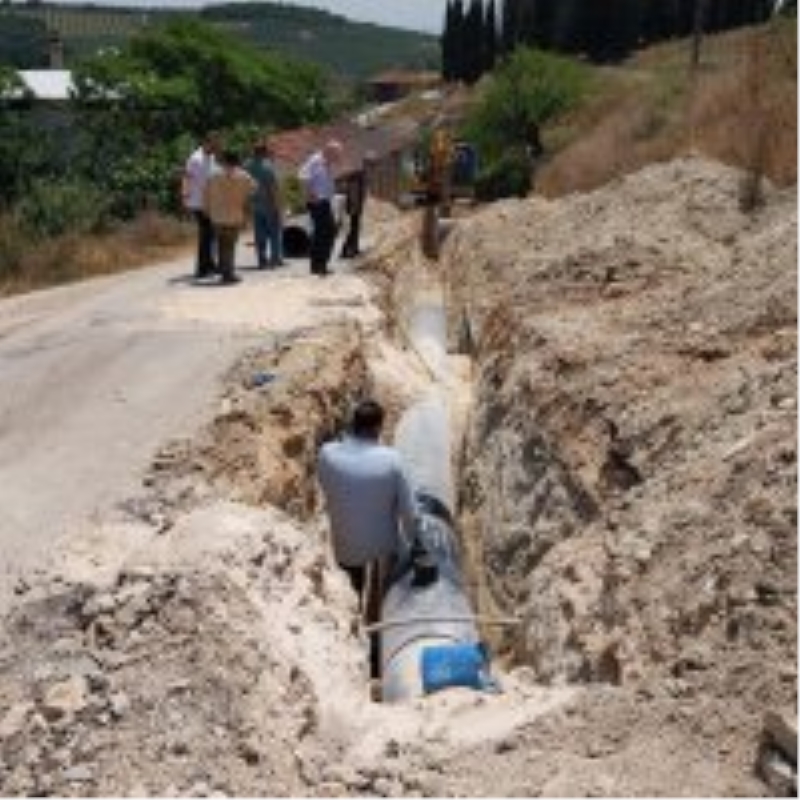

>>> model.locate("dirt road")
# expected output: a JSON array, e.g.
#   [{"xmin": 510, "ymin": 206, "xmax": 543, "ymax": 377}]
[{"xmin": 0, "ymin": 252, "xmax": 378, "ymax": 612}]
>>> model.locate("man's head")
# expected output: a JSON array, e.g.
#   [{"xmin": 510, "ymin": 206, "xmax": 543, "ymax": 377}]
[
  {"xmin": 202, "ymin": 132, "xmax": 221, "ymax": 154},
  {"xmin": 254, "ymin": 139, "xmax": 273, "ymax": 158},
  {"xmin": 220, "ymin": 150, "xmax": 240, "ymax": 169},
  {"xmin": 323, "ymin": 139, "xmax": 343, "ymax": 166},
  {"xmin": 350, "ymin": 399, "xmax": 384, "ymax": 440}
]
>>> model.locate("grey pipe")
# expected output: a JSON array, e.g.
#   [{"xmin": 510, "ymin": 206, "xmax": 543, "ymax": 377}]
[
  {"xmin": 379, "ymin": 493, "xmax": 483, "ymax": 703},
  {"xmin": 379, "ymin": 300, "xmax": 490, "ymax": 703}
]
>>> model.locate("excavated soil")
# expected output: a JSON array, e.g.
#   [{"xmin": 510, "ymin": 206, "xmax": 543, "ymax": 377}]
[{"xmin": 0, "ymin": 157, "xmax": 796, "ymax": 797}]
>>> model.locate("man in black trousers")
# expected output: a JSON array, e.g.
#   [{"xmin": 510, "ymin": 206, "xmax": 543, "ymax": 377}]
[
  {"xmin": 298, "ymin": 140, "xmax": 343, "ymax": 276},
  {"xmin": 340, "ymin": 168, "xmax": 367, "ymax": 259}
]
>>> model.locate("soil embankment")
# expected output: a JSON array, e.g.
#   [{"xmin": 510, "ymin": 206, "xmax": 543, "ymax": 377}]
[{"xmin": 0, "ymin": 157, "xmax": 796, "ymax": 796}]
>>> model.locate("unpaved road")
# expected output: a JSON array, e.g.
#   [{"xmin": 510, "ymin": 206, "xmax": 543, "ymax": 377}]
[{"xmin": 0, "ymin": 250, "xmax": 378, "ymax": 611}]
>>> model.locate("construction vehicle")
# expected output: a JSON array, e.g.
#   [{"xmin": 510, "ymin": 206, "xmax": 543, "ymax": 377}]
[
  {"xmin": 410, "ymin": 129, "xmax": 478, "ymax": 208},
  {"xmin": 409, "ymin": 127, "xmax": 478, "ymax": 258}
]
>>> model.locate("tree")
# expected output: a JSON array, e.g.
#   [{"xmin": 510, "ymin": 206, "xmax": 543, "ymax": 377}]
[
  {"xmin": 484, "ymin": 0, "xmax": 498, "ymax": 73},
  {"xmin": 0, "ymin": 13, "xmax": 49, "ymax": 68},
  {"xmin": 449, "ymin": 0, "xmax": 467, "ymax": 80},
  {"xmin": 463, "ymin": 0, "xmax": 486, "ymax": 83},
  {"xmin": 73, "ymin": 17, "xmax": 331, "ymax": 140},
  {"xmin": 465, "ymin": 46, "xmax": 587, "ymax": 163},
  {"xmin": 500, "ymin": 0, "xmax": 521, "ymax": 55},
  {"xmin": 441, "ymin": 0, "xmax": 456, "ymax": 80}
]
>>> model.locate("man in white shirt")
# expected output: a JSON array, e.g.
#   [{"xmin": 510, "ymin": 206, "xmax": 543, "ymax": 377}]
[
  {"xmin": 317, "ymin": 399, "xmax": 418, "ymax": 600},
  {"xmin": 182, "ymin": 132, "xmax": 220, "ymax": 280},
  {"xmin": 298, "ymin": 139, "xmax": 342, "ymax": 277}
]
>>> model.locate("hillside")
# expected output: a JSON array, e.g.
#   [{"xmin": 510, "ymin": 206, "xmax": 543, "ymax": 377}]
[
  {"xmin": 0, "ymin": 1, "xmax": 438, "ymax": 80},
  {"xmin": 538, "ymin": 18, "xmax": 797, "ymax": 195}
]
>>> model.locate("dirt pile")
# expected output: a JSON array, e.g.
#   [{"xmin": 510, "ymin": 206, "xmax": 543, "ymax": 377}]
[
  {"xmin": 445, "ymin": 156, "xmax": 796, "ymax": 790},
  {"xmin": 0, "ymin": 503, "xmax": 367, "ymax": 797}
]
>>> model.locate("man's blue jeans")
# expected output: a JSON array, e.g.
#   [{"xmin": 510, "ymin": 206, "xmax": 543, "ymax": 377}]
[{"xmin": 253, "ymin": 209, "xmax": 283, "ymax": 267}]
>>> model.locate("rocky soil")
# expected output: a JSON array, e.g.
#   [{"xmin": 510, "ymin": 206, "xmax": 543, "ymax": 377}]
[{"xmin": 0, "ymin": 157, "xmax": 796, "ymax": 796}]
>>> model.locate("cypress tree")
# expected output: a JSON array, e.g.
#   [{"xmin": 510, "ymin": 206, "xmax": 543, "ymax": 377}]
[
  {"xmin": 441, "ymin": 0, "xmax": 453, "ymax": 80},
  {"xmin": 451, "ymin": 0, "xmax": 467, "ymax": 81},
  {"xmin": 500, "ymin": 0, "xmax": 519, "ymax": 55},
  {"xmin": 485, "ymin": 0, "xmax": 498, "ymax": 72},
  {"xmin": 464, "ymin": 0, "xmax": 485, "ymax": 83}
]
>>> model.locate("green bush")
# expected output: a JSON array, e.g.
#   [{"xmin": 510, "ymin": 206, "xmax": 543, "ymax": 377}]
[
  {"xmin": 474, "ymin": 148, "xmax": 532, "ymax": 201},
  {"xmin": 15, "ymin": 178, "xmax": 112, "ymax": 239},
  {"xmin": 464, "ymin": 47, "xmax": 587, "ymax": 199}
]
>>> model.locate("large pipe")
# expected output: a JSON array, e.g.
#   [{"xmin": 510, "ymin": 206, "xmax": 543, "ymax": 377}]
[
  {"xmin": 380, "ymin": 492, "xmax": 482, "ymax": 703},
  {"xmin": 379, "ymin": 298, "xmax": 490, "ymax": 703}
]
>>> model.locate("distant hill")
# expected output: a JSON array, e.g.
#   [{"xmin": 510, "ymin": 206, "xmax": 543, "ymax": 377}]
[{"xmin": 0, "ymin": 1, "xmax": 439, "ymax": 81}]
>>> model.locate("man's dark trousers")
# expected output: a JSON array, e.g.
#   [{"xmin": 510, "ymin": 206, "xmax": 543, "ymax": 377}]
[
  {"xmin": 308, "ymin": 200, "xmax": 336, "ymax": 275},
  {"xmin": 341, "ymin": 211, "xmax": 362, "ymax": 258},
  {"xmin": 193, "ymin": 209, "xmax": 217, "ymax": 277}
]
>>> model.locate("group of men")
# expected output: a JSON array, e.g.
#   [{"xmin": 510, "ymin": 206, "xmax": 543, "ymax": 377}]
[{"xmin": 182, "ymin": 133, "xmax": 365, "ymax": 284}]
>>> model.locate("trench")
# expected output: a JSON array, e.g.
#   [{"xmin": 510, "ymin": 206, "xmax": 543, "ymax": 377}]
[{"xmin": 379, "ymin": 288, "xmax": 485, "ymax": 702}]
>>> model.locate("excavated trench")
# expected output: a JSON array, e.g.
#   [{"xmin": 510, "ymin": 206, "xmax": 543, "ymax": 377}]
[{"xmin": 132, "ymin": 247, "xmax": 500, "ymax": 697}]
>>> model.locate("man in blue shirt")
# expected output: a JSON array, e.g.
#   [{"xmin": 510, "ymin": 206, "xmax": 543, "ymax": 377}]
[{"xmin": 245, "ymin": 141, "xmax": 284, "ymax": 269}]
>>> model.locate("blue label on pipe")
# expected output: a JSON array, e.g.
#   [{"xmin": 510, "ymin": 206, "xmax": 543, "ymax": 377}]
[{"xmin": 420, "ymin": 642, "xmax": 492, "ymax": 694}]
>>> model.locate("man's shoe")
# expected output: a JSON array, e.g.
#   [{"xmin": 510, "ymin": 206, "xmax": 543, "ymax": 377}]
[{"xmin": 220, "ymin": 274, "xmax": 241, "ymax": 285}]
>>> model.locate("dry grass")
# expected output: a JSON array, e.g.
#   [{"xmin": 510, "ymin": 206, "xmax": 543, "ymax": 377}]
[
  {"xmin": 537, "ymin": 20, "xmax": 797, "ymax": 198},
  {"xmin": 0, "ymin": 212, "xmax": 193, "ymax": 298}
]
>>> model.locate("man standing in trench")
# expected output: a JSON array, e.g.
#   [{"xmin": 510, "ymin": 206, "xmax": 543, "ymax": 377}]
[
  {"xmin": 317, "ymin": 399, "xmax": 418, "ymax": 631},
  {"xmin": 298, "ymin": 139, "xmax": 343, "ymax": 276}
]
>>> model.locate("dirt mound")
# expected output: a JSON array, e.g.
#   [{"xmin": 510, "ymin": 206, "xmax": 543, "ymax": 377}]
[
  {"xmin": 445, "ymin": 156, "xmax": 796, "ymax": 791},
  {"xmin": 0, "ymin": 503, "xmax": 366, "ymax": 796}
]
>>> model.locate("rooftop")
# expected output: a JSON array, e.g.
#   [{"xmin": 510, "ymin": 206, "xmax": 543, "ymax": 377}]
[{"xmin": 18, "ymin": 70, "xmax": 74, "ymax": 101}]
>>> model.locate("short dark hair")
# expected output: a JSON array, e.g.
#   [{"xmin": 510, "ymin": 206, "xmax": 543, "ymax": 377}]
[
  {"xmin": 221, "ymin": 150, "xmax": 240, "ymax": 167},
  {"xmin": 351, "ymin": 399, "xmax": 384, "ymax": 438}
]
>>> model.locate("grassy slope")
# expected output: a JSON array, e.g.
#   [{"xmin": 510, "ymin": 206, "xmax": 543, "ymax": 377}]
[{"xmin": 536, "ymin": 18, "xmax": 797, "ymax": 196}]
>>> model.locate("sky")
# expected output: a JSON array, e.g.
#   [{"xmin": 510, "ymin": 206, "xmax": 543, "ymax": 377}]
[{"xmin": 45, "ymin": 1, "xmax": 449, "ymax": 34}]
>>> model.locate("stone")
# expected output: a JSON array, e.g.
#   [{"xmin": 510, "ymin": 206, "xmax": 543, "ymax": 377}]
[
  {"xmin": 62, "ymin": 764, "xmax": 95, "ymax": 783},
  {"xmin": 109, "ymin": 692, "xmax": 131, "ymax": 718},
  {"xmin": 41, "ymin": 675, "xmax": 89, "ymax": 720},
  {"xmin": 0, "ymin": 702, "xmax": 33, "ymax": 740},
  {"xmin": 764, "ymin": 710, "xmax": 797, "ymax": 763},
  {"xmin": 759, "ymin": 748, "xmax": 796, "ymax": 797}
]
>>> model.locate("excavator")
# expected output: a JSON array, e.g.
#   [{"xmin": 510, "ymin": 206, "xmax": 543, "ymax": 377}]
[{"xmin": 410, "ymin": 127, "xmax": 477, "ymax": 258}]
